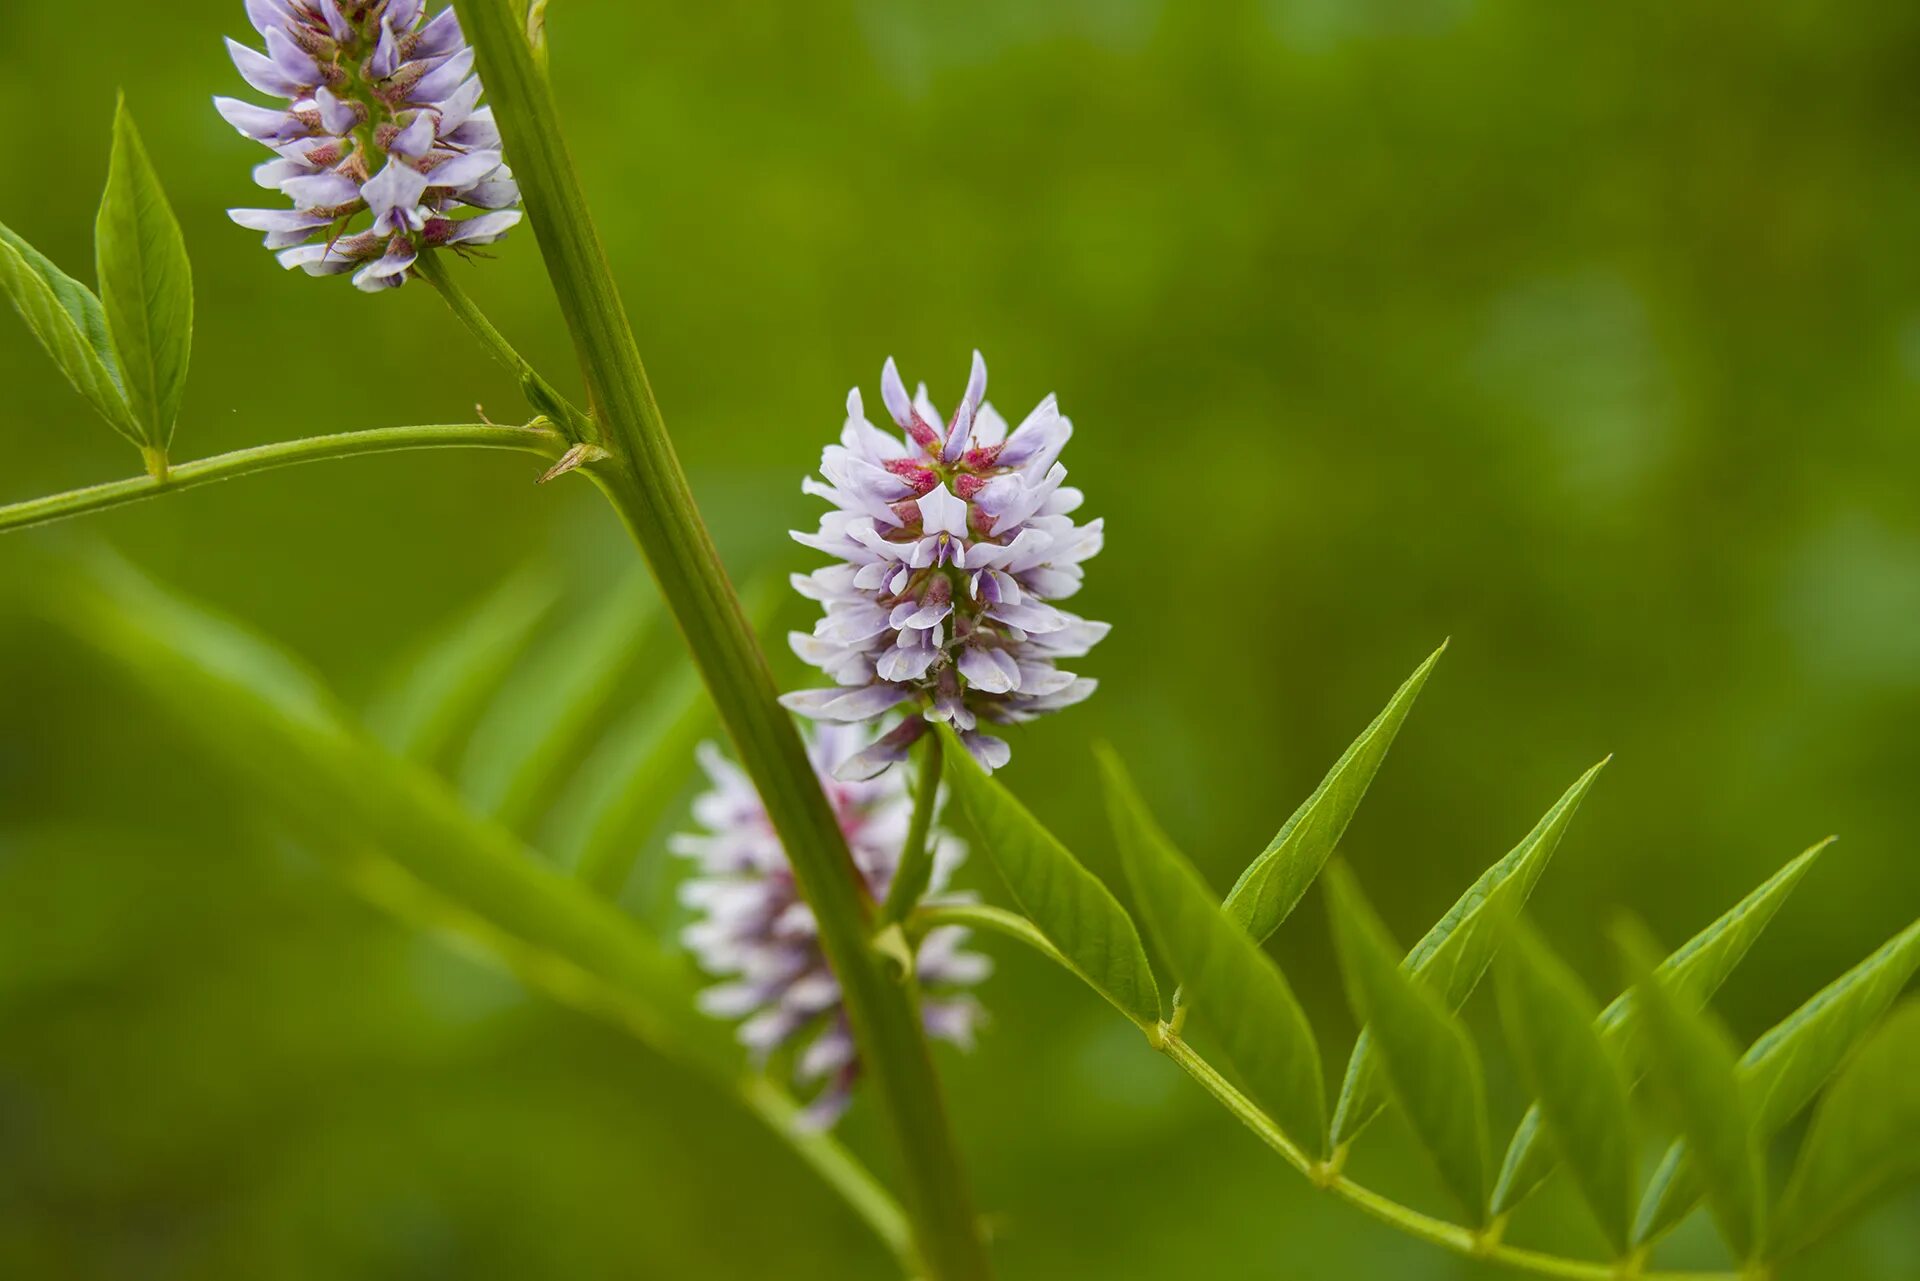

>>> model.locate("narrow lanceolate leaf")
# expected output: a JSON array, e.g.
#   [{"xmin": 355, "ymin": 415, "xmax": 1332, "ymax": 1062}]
[
  {"xmin": 1330, "ymin": 759, "xmax": 1606, "ymax": 1150},
  {"xmin": 939, "ymin": 727, "xmax": 1159, "ymax": 1027},
  {"xmin": 1493, "ymin": 839, "xmax": 1830, "ymax": 1215},
  {"xmin": 1619, "ymin": 921, "xmax": 1764, "ymax": 1262},
  {"xmin": 1493, "ymin": 920, "xmax": 1637, "ymax": 1254},
  {"xmin": 1219, "ymin": 642, "xmax": 1444, "ymax": 948},
  {"xmin": 458, "ymin": 574, "xmax": 656, "ymax": 831},
  {"xmin": 366, "ymin": 570, "xmax": 560, "ymax": 763},
  {"xmin": 1327, "ymin": 864, "xmax": 1492, "ymax": 1223},
  {"xmin": 50, "ymin": 556, "xmax": 724, "ymax": 1072},
  {"xmin": 1098, "ymin": 747, "xmax": 1326, "ymax": 1156},
  {"xmin": 1635, "ymin": 916, "xmax": 1920, "ymax": 1245},
  {"xmin": 94, "ymin": 97, "xmax": 192, "ymax": 453},
  {"xmin": 0, "ymin": 224, "xmax": 137, "ymax": 442},
  {"xmin": 1769, "ymin": 999, "xmax": 1920, "ymax": 1260}
]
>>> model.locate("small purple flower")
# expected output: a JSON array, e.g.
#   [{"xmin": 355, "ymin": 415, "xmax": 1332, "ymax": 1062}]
[
  {"xmin": 216, "ymin": 0, "xmax": 520, "ymax": 292},
  {"xmin": 784, "ymin": 353, "xmax": 1107, "ymax": 776},
  {"xmin": 673, "ymin": 723, "xmax": 990, "ymax": 1129}
]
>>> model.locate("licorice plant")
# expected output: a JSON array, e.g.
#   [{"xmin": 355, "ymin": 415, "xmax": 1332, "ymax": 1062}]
[{"xmin": 1, "ymin": 5, "xmax": 1915, "ymax": 1280}]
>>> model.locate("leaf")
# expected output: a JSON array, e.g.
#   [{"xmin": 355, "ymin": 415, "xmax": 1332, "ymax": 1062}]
[
  {"xmin": 1330, "ymin": 759, "xmax": 1606, "ymax": 1150},
  {"xmin": 0, "ymin": 223, "xmax": 138, "ymax": 443},
  {"xmin": 1097, "ymin": 746, "xmax": 1326, "ymax": 1155},
  {"xmin": 1769, "ymin": 999, "xmax": 1920, "ymax": 1260},
  {"xmin": 50, "ymin": 555, "xmax": 722, "ymax": 1070},
  {"xmin": 1618, "ymin": 920, "xmax": 1764, "ymax": 1261},
  {"xmin": 1493, "ymin": 839, "xmax": 1830, "ymax": 1215},
  {"xmin": 550, "ymin": 666, "xmax": 712, "ymax": 896},
  {"xmin": 1219, "ymin": 642, "xmax": 1444, "ymax": 948},
  {"xmin": 1493, "ymin": 919, "xmax": 1638, "ymax": 1253},
  {"xmin": 94, "ymin": 97, "xmax": 192, "ymax": 452},
  {"xmin": 1326, "ymin": 863, "xmax": 1492, "ymax": 1223},
  {"xmin": 457, "ymin": 573, "xmax": 657, "ymax": 831},
  {"xmin": 1635, "ymin": 916, "xmax": 1920, "ymax": 1244},
  {"xmin": 365, "ymin": 569, "xmax": 560, "ymax": 763},
  {"xmin": 939, "ymin": 727, "xmax": 1159, "ymax": 1027}
]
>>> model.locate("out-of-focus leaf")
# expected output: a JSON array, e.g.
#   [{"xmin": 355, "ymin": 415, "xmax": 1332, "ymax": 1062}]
[
  {"xmin": 1769, "ymin": 999, "xmax": 1920, "ymax": 1260},
  {"xmin": 1098, "ymin": 746, "xmax": 1326, "ymax": 1155},
  {"xmin": 49, "ymin": 558, "xmax": 915, "ymax": 1262},
  {"xmin": 939, "ymin": 727, "xmax": 1159, "ymax": 1027},
  {"xmin": 1331, "ymin": 759, "xmax": 1606, "ymax": 1149},
  {"xmin": 1635, "ymin": 916, "xmax": 1920, "ymax": 1244},
  {"xmin": 94, "ymin": 97, "xmax": 192, "ymax": 453},
  {"xmin": 550, "ymin": 666, "xmax": 711, "ymax": 897},
  {"xmin": 50, "ymin": 556, "xmax": 723, "ymax": 1072},
  {"xmin": 0, "ymin": 222, "xmax": 137, "ymax": 443},
  {"xmin": 1619, "ymin": 920, "xmax": 1763, "ymax": 1261},
  {"xmin": 457, "ymin": 573, "xmax": 657, "ymax": 831},
  {"xmin": 1219, "ymin": 643, "xmax": 1444, "ymax": 950},
  {"xmin": 365, "ymin": 569, "xmax": 560, "ymax": 764},
  {"xmin": 1494, "ymin": 839, "xmax": 1830, "ymax": 1214},
  {"xmin": 1493, "ymin": 919, "xmax": 1637, "ymax": 1253},
  {"xmin": 1326, "ymin": 863, "xmax": 1491, "ymax": 1223}
]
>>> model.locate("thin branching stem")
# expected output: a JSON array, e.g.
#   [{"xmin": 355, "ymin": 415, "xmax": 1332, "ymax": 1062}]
[
  {"xmin": 338, "ymin": 842, "xmax": 913, "ymax": 1264},
  {"xmin": 880, "ymin": 732, "xmax": 944, "ymax": 928},
  {"xmin": 916, "ymin": 903, "xmax": 1743, "ymax": 1281},
  {"xmin": 414, "ymin": 250, "xmax": 595, "ymax": 442},
  {"xmin": 0, "ymin": 423, "xmax": 567, "ymax": 534},
  {"xmin": 738, "ymin": 1077, "xmax": 914, "ymax": 1262}
]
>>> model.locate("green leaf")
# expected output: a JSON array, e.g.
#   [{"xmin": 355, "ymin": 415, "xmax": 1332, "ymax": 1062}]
[
  {"xmin": 1220, "ymin": 642, "xmax": 1444, "ymax": 948},
  {"xmin": 550, "ymin": 665, "xmax": 711, "ymax": 897},
  {"xmin": 1493, "ymin": 919, "xmax": 1637, "ymax": 1253},
  {"xmin": 1769, "ymin": 999, "xmax": 1920, "ymax": 1260},
  {"xmin": 1618, "ymin": 920, "xmax": 1764, "ymax": 1261},
  {"xmin": 1330, "ymin": 759, "xmax": 1606, "ymax": 1150},
  {"xmin": 1326, "ymin": 863, "xmax": 1492, "ymax": 1223},
  {"xmin": 51, "ymin": 555, "xmax": 722, "ymax": 1070},
  {"xmin": 49, "ymin": 556, "xmax": 915, "ymax": 1264},
  {"xmin": 365, "ymin": 569, "xmax": 561, "ymax": 763},
  {"xmin": 938, "ymin": 727, "xmax": 1160, "ymax": 1027},
  {"xmin": 94, "ymin": 97, "xmax": 192, "ymax": 453},
  {"xmin": 0, "ymin": 223, "xmax": 138, "ymax": 443},
  {"xmin": 457, "ymin": 573, "xmax": 657, "ymax": 831},
  {"xmin": 1493, "ymin": 839, "xmax": 1830, "ymax": 1215},
  {"xmin": 1635, "ymin": 915, "xmax": 1920, "ymax": 1244},
  {"xmin": 1097, "ymin": 746, "xmax": 1326, "ymax": 1155}
]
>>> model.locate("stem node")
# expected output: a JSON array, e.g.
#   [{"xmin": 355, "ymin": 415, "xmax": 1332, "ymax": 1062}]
[{"xmin": 537, "ymin": 441, "xmax": 610, "ymax": 484}]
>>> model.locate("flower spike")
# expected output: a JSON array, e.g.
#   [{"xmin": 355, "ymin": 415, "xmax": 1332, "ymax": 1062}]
[
  {"xmin": 673, "ymin": 724, "xmax": 990, "ymax": 1128},
  {"xmin": 216, "ymin": 0, "xmax": 521, "ymax": 291},
  {"xmin": 785, "ymin": 353, "xmax": 1106, "ymax": 775}
]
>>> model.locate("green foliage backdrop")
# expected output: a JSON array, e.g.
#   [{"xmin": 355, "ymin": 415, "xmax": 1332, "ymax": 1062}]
[{"xmin": 2, "ymin": 1, "xmax": 1917, "ymax": 1277}]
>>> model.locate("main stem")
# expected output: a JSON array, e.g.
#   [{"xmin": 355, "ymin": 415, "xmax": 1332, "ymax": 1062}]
[
  {"xmin": 454, "ymin": 5, "xmax": 990, "ymax": 1276},
  {"xmin": 0, "ymin": 423, "xmax": 565, "ymax": 534}
]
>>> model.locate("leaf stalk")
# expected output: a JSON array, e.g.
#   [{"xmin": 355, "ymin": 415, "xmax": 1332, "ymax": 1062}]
[{"xmin": 0, "ymin": 422, "xmax": 566, "ymax": 533}]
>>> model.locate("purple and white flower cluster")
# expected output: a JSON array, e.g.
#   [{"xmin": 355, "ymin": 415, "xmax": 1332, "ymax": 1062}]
[
  {"xmin": 784, "ymin": 353, "xmax": 1107, "ymax": 778},
  {"xmin": 215, "ymin": 0, "xmax": 520, "ymax": 291},
  {"xmin": 673, "ymin": 723, "xmax": 990, "ymax": 1129}
]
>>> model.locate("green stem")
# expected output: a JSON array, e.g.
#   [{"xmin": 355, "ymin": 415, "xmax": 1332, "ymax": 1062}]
[
  {"xmin": 880, "ymin": 732, "xmax": 943, "ymax": 927},
  {"xmin": 0, "ymin": 423, "xmax": 566, "ymax": 534},
  {"xmin": 915, "ymin": 904, "xmax": 1740, "ymax": 1281},
  {"xmin": 739, "ymin": 1076, "xmax": 914, "ymax": 1262},
  {"xmin": 455, "ymin": 5, "xmax": 990, "ymax": 1276},
  {"xmin": 414, "ymin": 249, "xmax": 596, "ymax": 443},
  {"xmin": 913, "ymin": 902, "xmax": 1072, "ymax": 969}
]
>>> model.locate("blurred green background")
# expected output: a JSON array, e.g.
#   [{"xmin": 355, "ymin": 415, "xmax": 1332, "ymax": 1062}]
[{"xmin": 2, "ymin": 1, "xmax": 1917, "ymax": 1277}]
